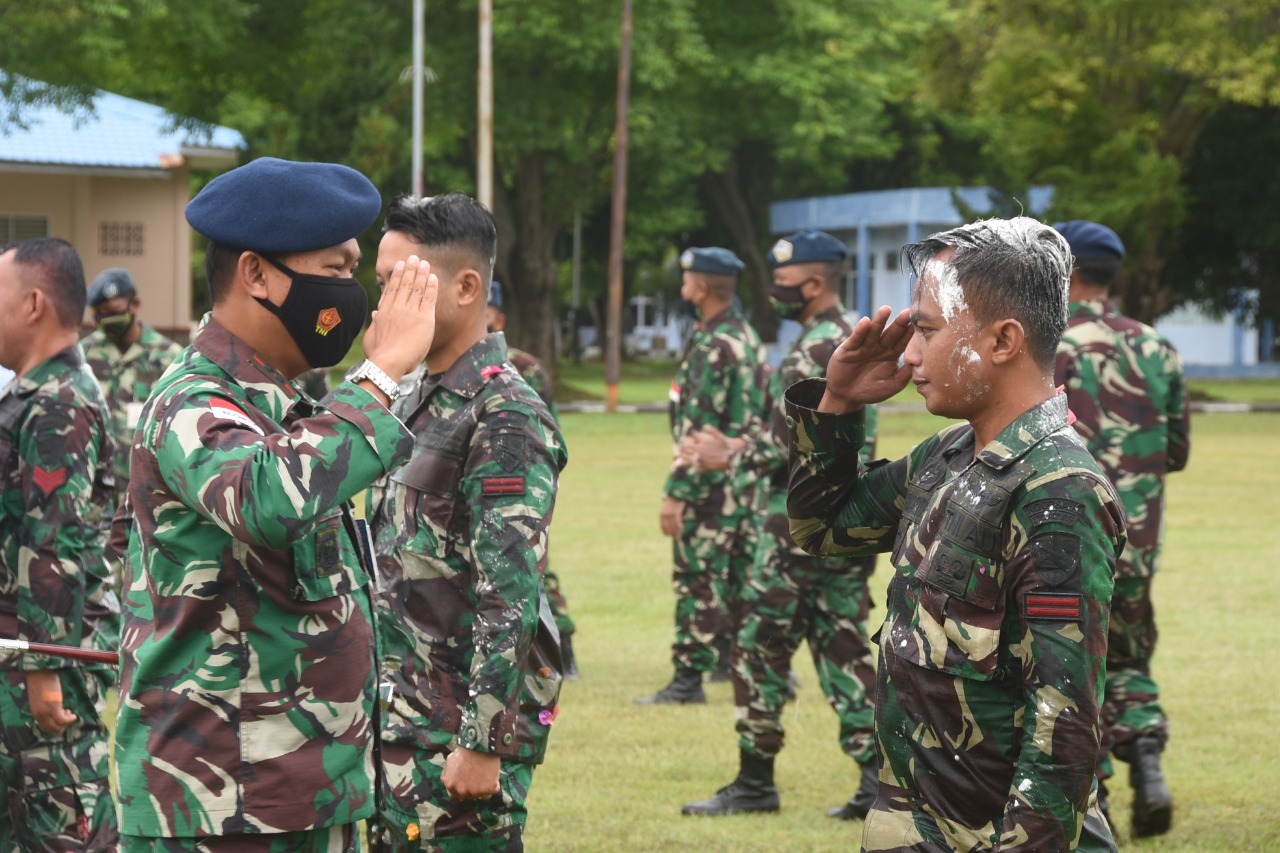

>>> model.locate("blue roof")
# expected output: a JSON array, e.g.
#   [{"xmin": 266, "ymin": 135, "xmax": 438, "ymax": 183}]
[
  {"xmin": 771, "ymin": 186, "xmax": 1054, "ymax": 234},
  {"xmin": 0, "ymin": 80, "xmax": 243, "ymax": 170}
]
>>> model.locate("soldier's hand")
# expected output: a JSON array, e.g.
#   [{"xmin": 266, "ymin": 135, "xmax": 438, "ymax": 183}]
[
  {"xmin": 675, "ymin": 434, "xmax": 698, "ymax": 469},
  {"xmin": 820, "ymin": 305, "xmax": 913, "ymax": 413},
  {"xmin": 659, "ymin": 496, "xmax": 685, "ymax": 538},
  {"xmin": 442, "ymin": 746, "xmax": 502, "ymax": 801},
  {"xmin": 363, "ymin": 255, "xmax": 439, "ymax": 381},
  {"xmin": 692, "ymin": 426, "xmax": 738, "ymax": 473},
  {"xmin": 26, "ymin": 670, "xmax": 77, "ymax": 734}
]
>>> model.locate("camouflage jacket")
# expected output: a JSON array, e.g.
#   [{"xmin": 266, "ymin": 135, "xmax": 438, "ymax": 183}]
[
  {"xmin": 1055, "ymin": 299, "xmax": 1190, "ymax": 578},
  {"xmin": 787, "ymin": 383, "xmax": 1124, "ymax": 851},
  {"xmin": 115, "ymin": 316, "xmax": 414, "ymax": 836},
  {"xmin": 82, "ymin": 324, "xmax": 183, "ymax": 488},
  {"xmin": 665, "ymin": 304, "xmax": 768, "ymax": 512},
  {"xmin": 506, "ymin": 343, "xmax": 557, "ymax": 421},
  {"xmin": 369, "ymin": 334, "xmax": 567, "ymax": 765},
  {"xmin": 0, "ymin": 346, "xmax": 116, "ymax": 672}
]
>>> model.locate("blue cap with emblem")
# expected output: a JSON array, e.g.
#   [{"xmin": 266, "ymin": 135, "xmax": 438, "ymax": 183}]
[
  {"xmin": 1053, "ymin": 220, "xmax": 1125, "ymax": 260},
  {"xmin": 185, "ymin": 157, "xmax": 382, "ymax": 253},
  {"xmin": 86, "ymin": 268, "xmax": 137, "ymax": 306},
  {"xmin": 768, "ymin": 230, "xmax": 848, "ymax": 268},
  {"xmin": 679, "ymin": 247, "xmax": 744, "ymax": 277}
]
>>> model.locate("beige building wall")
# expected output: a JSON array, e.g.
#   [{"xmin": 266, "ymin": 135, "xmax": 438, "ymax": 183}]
[{"xmin": 0, "ymin": 167, "xmax": 194, "ymax": 341}]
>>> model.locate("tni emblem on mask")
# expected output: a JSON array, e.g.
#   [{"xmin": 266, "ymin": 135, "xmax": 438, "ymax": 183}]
[{"xmin": 316, "ymin": 307, "xmax": 342, "ymax": 336}]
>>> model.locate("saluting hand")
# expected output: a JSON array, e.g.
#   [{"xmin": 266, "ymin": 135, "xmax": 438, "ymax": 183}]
[
  {"xmin": 819, "ymin": 305, "xmax": 913, "ymax": 413},
  {"xmin": 363, "ymin": 255, "xmax": 439, "ymax": 381}
]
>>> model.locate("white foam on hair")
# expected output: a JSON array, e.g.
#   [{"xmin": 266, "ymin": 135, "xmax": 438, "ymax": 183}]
[{"xmin": 923, "ymin": 258, "xmax": 967, "ymax": 323}]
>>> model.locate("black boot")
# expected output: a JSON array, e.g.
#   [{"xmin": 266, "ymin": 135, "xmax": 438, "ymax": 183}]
[
  {"xmin": 561, "ymin": 634, "xmax": 579, "ymax": 681},
  {"xmin": 709, "ymin": 636, "xmax": 732, "ymax": 682},
  {"xmin": 827, "ymin": 760, "xmax": 878, "ymax": 820},
  {"xmin": 634, "ymin": 667, "xmax": 705, "ymax": 704},
  {"xmin": 1124, "ymin": 737, "xmax": 1173, "ymax": 837},
  {"xmin": 682, "ymin": 751, "xmax": 780, "ymax": 815}
]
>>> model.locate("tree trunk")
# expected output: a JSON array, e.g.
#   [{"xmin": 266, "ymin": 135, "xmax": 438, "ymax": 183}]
[
  {"xmin": 496, "ymin": 149, "xmax": 560, "ymax": 380},
  {"xmin": 701, "ymin": 146, "xmax": 778, "ymax": 341}
]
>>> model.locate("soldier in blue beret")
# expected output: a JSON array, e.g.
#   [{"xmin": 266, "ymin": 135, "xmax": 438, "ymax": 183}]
[
  {"xmin": 1053, "ymin": 219, "xmax": 1185, "ymax": 837},
  {"xmin": 114, "ymin": 158, "xmax": 441, "ymax": 850},
  {"xmin": 638, "ymin": 246, "xmax": 769, "ymax": 704}
]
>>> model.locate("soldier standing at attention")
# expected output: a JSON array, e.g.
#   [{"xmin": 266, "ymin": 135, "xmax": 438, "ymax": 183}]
[
  {"xmin": 366, "ymin": 194, "xmax": 567, "ymax": 852},
  {"xmin": 1053, "ymin": 220, "xmax": 1188, "ymax": 837},
  {"xmin": 0, "ymin": 238, "xmax": 118, "ymax": 851},
  {"xmin": 786, "ymin": 218, "xmax": 1122, "ymax": 852},
  {"xmin": 81, "ymin": 267, "xmax": 183, "ymax": 509},
  {"xmin": 486, "ymin": 280, "xmax": 579, "ymax": 679},
  {"xmin": 114, "ymin": 157, "xmax": 438, "ymax": 850},
  {"xmin": 637, "ymin": 247, "xmax": 768, "ymax": 705},
  {"xmin": 681, "ymin": 230, "xmax": 879, "ymax": 819}
]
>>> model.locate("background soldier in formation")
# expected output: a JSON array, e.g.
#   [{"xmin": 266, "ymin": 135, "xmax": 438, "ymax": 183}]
[
  {"xmin": 368, "ymin": 193, "xmax": 567, "ymax": 852},
  {"xmin": 638, "ymin": 247, "xmax": 768, "ymax": 705},
  {"xmin": 1054, "ymin": 220, "xmax": 1189, "ymax": 837},
  {"xmin": 487, "ymin": 280, "xmax": 579, "ymax": 678},
  {"xmin": 115, "ymin": 158, "xmax": 437, "ymax": 849},
  {"xmin": 81, "ymin": 267, "xmax": 183, "ymax": 514},
  {"xmin": 0, "ymin": 238, "xmax": 118, "ymax": 851},
  {"xmin": 786, "ymin": 219, "xmax": 1122, "ymax": 851},
  {"xmin": 681, "ymin": 230, "xmax": 879, "ymax": 820}
]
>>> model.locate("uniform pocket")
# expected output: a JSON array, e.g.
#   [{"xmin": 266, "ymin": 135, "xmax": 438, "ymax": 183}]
[
  {"xmin": 289, "ymin": 510, "xmax": 368, "ymax": 601},
  {"xmin": 390, "ymin": 448, "xmax": 463, "ymax": 558}
]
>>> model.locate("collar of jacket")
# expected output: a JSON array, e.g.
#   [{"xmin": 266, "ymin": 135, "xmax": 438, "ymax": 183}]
[
  {"xmin": 192, "ymin": 315, "xmax": 301, "ymax": 423},
  {"xmin": 13, "ymin": 344, "xmax": 85, "ymax": 399},
  {"xmin": 975, "ymin": 393, "xmax": 1070, "ymax": 470}
]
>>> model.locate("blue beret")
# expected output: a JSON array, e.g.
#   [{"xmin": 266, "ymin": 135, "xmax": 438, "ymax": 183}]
[
  {"xmin": 186, "ymin": 157, "xmax": 382, "ymax": 254},
  {"xmin": 679, "ymin": 247, "xmax": 744, "ymax": 277},
  {"xmin": 489, "ymin": 280, "xmax": 504, "ymax": 309},
  {"xmin": 768, "ymin": 230, "xmax": 848, "ymax": 268},
  {"xmin": 87, "ymin": 268, "xmax": 136, "ymax": 305},
  {"xmin": 1053, "ymin": 220, "xmax": 1125, "ymax": 260}
]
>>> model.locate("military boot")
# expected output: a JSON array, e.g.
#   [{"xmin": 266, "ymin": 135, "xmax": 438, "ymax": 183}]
[
  {"xmin": 561, "ymin": 634, "xmax": 579, "ymax": 681},
  {"xmin": 827, "ymin": 760, "xmax": 878, "ymax": 820},
  {"xmin": 709, "ymin": 636, "xmax": 732, "ymax": 682},
  {"xmin": 1123, "ymin": 737, "xmax": 1173, "ymax": 837},
  {"xmin": 634, "ymin": 667, "xmax": 705, "ymax": 704},
  {"xmin": 682, "ymin": 751, "xmax": 780, "ymax": 816}
]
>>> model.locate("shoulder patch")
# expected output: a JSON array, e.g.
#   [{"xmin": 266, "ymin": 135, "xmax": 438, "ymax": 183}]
[
  {"xmin": 482, "ymin": 476, "xmax": 525, "ymax": 496},
  {"xmin": 1029, "ymin": 532, "xmax": 1081, "ymax": 587},
  {"xmin": 1025, "ymin": 498, "xmax": 1084, "ymax": 531},
  {"xmin": 492, "ymin": 432, "xmax": 525, "ymax": 472},
  {"xmin": 209, "ymin": 397, "xmax": 265, "ymax": 436},
  {"xmin": 32, "ymin": 465, "xmax": 67, "ymax": 495},
  {"xmin": 1025, "ymin": 592, "xmax": 1083, "ymax": 622}
]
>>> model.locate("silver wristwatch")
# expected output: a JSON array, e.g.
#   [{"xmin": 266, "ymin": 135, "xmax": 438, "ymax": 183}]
[{"xmin": 346, "ymin": 359, "xmax": 402, "ymax": 403}]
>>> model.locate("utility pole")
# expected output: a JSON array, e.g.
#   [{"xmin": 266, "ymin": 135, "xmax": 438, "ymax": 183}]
[
  {"xmin": 411, "ymin": 0, "xmax": 424, "ymax": 196},
  {"xmin": 604, "ymin": 0, "xmax": 633, "ymax": 412},
  {"xmin": 477, "ymin": 0, "xmax": 494, "ymax": 211}
]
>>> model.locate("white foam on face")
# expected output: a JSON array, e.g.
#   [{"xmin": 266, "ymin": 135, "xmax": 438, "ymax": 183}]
[{"xmin": 923, "ymin": 258, "xmax": 967, "ymax": 323}]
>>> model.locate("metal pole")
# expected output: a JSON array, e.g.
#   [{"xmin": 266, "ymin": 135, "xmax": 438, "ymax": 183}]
[
  {"xmin": 0, "ymin": 638, "xmax": 118, "ymax": 666},
  {"xmin": 604, "ymin": 0, "xmax": 633, "ymax": 413},
  {"xmin": 412, "ymin": 0, "xmax": 424, "ymax": 196},
  {"xmin": 477, "ymin": 0, "xmax": 494, "ymax": 210},
  {"xmin": 572, "ymin": 210, "xmax": 583, "ymax": 364}
]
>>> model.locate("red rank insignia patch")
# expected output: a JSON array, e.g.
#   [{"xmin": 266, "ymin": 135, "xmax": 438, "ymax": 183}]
[
  {"xmin": 32, "ymin": 466, "xmax": 67, "ymax": 495},
  {"xmin": 482, "ymin": 476, "xmax": 525, "ymax": 496},
  {"xmin": 1025, "ymin": 592, "xmax": 1083, "ymax": 621},
  {"xmin": 315, "ymin": 307, "xmax": 341, "ymax": 336}
]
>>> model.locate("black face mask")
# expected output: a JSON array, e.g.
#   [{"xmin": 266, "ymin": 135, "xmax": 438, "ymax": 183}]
[
  {"xmin": 97, "ymin": 310, "xmax": 134, "ymax": 342},
  {"xmin": 768, "ymin": 278, "xmax": 816, "ymax": 320},
  {"xmin": 256, "ymin": 257, "xmax": 369, "ymax": 369}
]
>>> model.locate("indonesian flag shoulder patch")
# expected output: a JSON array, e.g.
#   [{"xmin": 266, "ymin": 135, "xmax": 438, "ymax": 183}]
[
  {"xmin": 1025, "ymin": 592, "xmax": 1083, "ymax": 622},
  {"xmin": 209, "ymin": 398, "xmax": 266, "ymax": 436}
]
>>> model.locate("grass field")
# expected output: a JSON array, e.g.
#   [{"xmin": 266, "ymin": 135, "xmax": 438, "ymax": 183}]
[{"xmin": 525, "ymin": 406, "xmax": 1280, "ymax": 852}]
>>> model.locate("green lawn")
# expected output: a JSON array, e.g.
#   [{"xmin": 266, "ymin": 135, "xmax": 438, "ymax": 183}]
[{"xmin": 527, "ymin": 408, "xmax": 1280, "ymax": 852}]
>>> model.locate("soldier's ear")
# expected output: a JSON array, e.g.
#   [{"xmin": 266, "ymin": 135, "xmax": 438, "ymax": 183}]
[
  {"xmin": 989, "ymin": 318, "xmax": 1025, "ymax": 366},
  {"xmin": 455, "ymin": 268, "xmax": 484, "ymax": 307},
  {"xmin": 238, "ymin": 252, "xmax": 271, "ymax": 300}
]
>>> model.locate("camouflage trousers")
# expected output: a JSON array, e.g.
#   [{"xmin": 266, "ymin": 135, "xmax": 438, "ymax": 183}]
[
  {"xmin": 671, "ymin": 504, "xmax": 754, "ymax": 673},
  {"xmin": 370, "ymin": 744, "xmax": 533, "ymax": 852},
  {"xmin": 543, "ymin": 569, "xmax": 574, "ymax": 637},
  {"xmin": 0, "ymin": 668, "xmax": 118, "ymax": 853},
  {"xmin": 732, "ymin": 506, "xmax": 877, "ymax": 763},
  {"xmin": 119, "ymin": 825, "xmax": 357, "ymax": 853},
  {"xmin": 1099, "ymin": 574, "xmax": 1166, "ymax": 771}
]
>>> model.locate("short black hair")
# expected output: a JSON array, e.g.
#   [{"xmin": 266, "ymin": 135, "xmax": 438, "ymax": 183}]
[
  {"xmin": 903, "ymin": 217, "xmax": 1070, "ymax": 368},
  {"xmin": 8, "ymin": 237, "xmax": 86, "ymax": 329},
  {"xmin": 383, "ymin": 192, "xmax": 497, "ymax": 286},
  {"xmin": 204, "ymin": 241, "xmax": 245, "ymax": 305},
  {"xmin": 1074, "ymin": 256, "xmax": 1122, "ymax": 288}
]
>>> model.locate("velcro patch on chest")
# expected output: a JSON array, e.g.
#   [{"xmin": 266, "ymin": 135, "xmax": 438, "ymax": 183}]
[
  {"xmin": 1025, "ymin": 592, "xmax": 1083, "ymax": 622},
  {"xmin": 482, "ymin": 476, "xmax": 526, "ymax": 496}
]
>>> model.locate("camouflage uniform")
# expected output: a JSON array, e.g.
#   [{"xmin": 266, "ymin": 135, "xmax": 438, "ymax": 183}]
[
  {"xmin": 115, "ymin": 316, "xmax": 413, "ymax": 842},
  {"xmin": 730, "ymin": 304, "xmax": 878, "ymax": 766},
  {"xmin": 505, "ymin": 343, "xmax": 574, "ymax": 640},
  {"xmin": 367, "ymin": 334, "xmax": 567, "ymax": 851},
  {"xmin": 81, "ymin": 323, "xmax": 183, "ymax": 502},
  {"xmin": 665, "ymin": 305, "xmax": 768, "ymax": 673},
  {"xmin": 0, "ymin": 345, "xmax": 118, "ymax": 851},
  {"xmin": 787, "ymin": 381, "xmax": 1122, "ymax": 852},
  {"xmin": 1055, "ymin": 298, "xmax": 1190, "ymax": 754}
]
